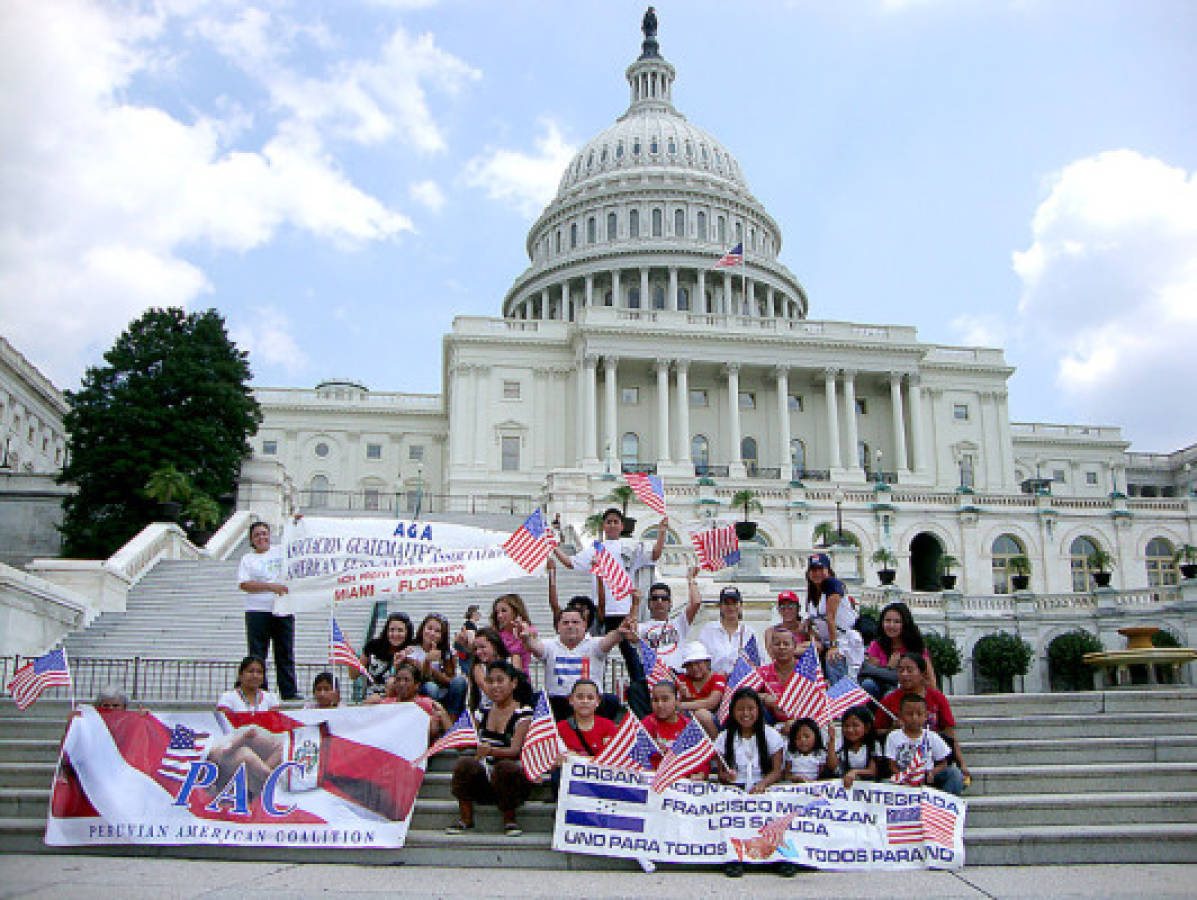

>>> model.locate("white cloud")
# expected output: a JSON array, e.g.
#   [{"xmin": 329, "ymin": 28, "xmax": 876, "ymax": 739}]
[
  {"xmin": 1011, "ymin": 149, "xmax": 1197, "ymax": 449},
  {"xmin": 463, "ymin": 120, "xmax": 577, "ymax": 218},
  {"xmin": 949, "ymin": 313, "xmax": 1007, "ymax": 347},
  {"xmin": 230, "ymin": 307, "xmax": 309, "ymax": 376},
  {"xmin": 409, "ymin": 179, "xmax": 446, "ymax": 213}
]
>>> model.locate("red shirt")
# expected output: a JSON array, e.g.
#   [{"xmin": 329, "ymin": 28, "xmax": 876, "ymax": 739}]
[
  {"xmin": 557, "ymin": 716, "xmax": 618, "ymax": 755},
  {"xmin": 642, "ymin": 713, "xmax": 707, "ymax": 775},
  {"xmin": 879, "ymin": 687, "xmax": 956, "ymax": 733},
  {"xmin": 678, "ymin": 672, "xmax": 727, "ymax": 703}
]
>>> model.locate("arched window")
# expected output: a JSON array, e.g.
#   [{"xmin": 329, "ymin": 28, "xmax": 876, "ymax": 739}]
[
  {"xmin": 620, "ymin": 432, "xmax": 640, "ymax": 467},
  {"xmin": 1146, "ymin": 537, "xmax": 1178, "ymax": 586},
  {"xmin": 607, "ymin": 212, "xmax": 617, "ymax": 242},
  {"xmin": 667, "ymin": 138, "xmax": 676, "ymax": 156},
  {"xmin": 1070, "ymin": 536, "xmax": 1101, "ymax": 591},
  {"xmin": 717, "ymin": 216, "xmax": 726, "ymax": 244},
  {"xmin": 570, "ymin": 222, "xmax": 577, "ymax": 248},
  {"xmin": 992, "ymin": 534, "xmax": 1025, "ymax": 594},
  {"xmin": 692, "ymin": 434, "xmax": 710, "ymax": 470},
  {"xmin": 629, "ymin": 209, "xmax": 639, "ymax": 238},
  {"xmin": 555, "ymin": 230, "xmax": 561, "ymax": 253},
  {"xmin": 652, "ymin": 208, "xmax": 663, "ymax": 237},
  {"xmin": 674, "ymin": 208, "xmax": 685, "ymax": 237},
  {"xmin": 309, "ymin": 475, "xmax": 330, "ymax": 509},
  {"xmin": 628, "ymin": 288, "xmax": 640, "ymax": 309},
  {"xmin": 741, "ymin": 436, "xmax": 758, "ymax": 475},
  {"xmin": 735, "ymin": 221, "xmax": 743, "ymax": 243},
  {"xmin": 790, "ymin": 439, "xmax": 806, "ymax": 479},
  {"xmin": 697, "ymin": 211, "xmax": 707, "ymax": 240},
  {"xmin": 677, "ymin": 287, "xmax": 689, "ymax": 311},
  {"xmin": 587, "ymin": 217, "xmax": 596, "ymax": 243},
  {"xmin": 641, "ymin": 524, "xmax": 680, "ymax": 545},
  {"xmin": 652, "ymin": 286, "xmax": 665, "ymax": 309}
]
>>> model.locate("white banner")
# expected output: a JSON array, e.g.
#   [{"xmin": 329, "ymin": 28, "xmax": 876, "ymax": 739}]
[
  {"xmin": 276, "ymin": 516, "xmax": 531, "ymax": 614},
  {"xmin": 46, "ymin": 705, "xmax": 429, "ymax": 849},
  {"xmin": 553, "ymin": 761, "xmax": 966, "ymax": 870}
]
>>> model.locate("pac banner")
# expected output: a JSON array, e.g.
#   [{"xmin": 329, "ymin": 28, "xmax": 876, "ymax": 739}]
[
  {"xmin": 278, "ymin": 516, "xmax": 530, "ymax": 614},
  {"xmin": 46, "ymin": 704, "xmax": 429, "ymax": 849},
  {"xmin": 553, "ymin": 761, "xmax": 966, "ymax": 870}
]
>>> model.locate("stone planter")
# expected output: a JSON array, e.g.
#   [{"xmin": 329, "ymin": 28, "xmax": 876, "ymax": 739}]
[
  {"xmin": 1011, "ymin": 574, "xmax": 1030, "ymax": 591},
  {"xmin": 1094, "ymin": 572, "xmax": 1113, "ymax": 588},
  {"xmin": 940, "ymin": 574, "xmax": 957, "ymax": 590},
  {"xmin": 734, "ymin": 521, "xmax": 758, "ymax": 541},
  {"xmin": 878, "ymin": 568, "xmax": 896, "ymax": 586}
]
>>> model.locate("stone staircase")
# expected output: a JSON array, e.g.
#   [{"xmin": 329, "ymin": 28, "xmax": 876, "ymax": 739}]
[{"xmin": 1, "ymin": 690, "xmax": 1194, "ymax": 866}]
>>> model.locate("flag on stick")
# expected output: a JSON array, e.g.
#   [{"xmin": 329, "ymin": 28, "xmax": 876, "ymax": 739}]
[
  {"xmin": 716, "ymin": 654, "xmax": 767, "ymax": 724},
  {"xmin": 6, "ymin": 649, "xmax": 71, "ymax": 711},
  {"xmin": 891, "ymin": 746, "xmax": 928, "ymax": 786},
  {"xmin": 638, "ymin": 642, "xmax": 677, "ymax": 688},
  {"xmin": 742, "ymin": 633, "xmax": 762, "ymax": 667},
  {"xmin": 415, "ymin": 710, "xmax": 479, "ymax": 764},
  {"xmin": 521, "ymin": 693, "xmax": 566, "ymax": 780},
  {"xmin": 502, "ymin": 509, "xmax": 558, "ymax": 572},
  {"xmin": 712, "ymin": 242, "xmax": 744, "ymax": 269},
  {"xmin": 651, "ymin": 718, "xmax": 717, "ymax": 793},
  {"xmin": 592, "ymin": 714, "xmax": 658, "ymax": 770},
  {"xmin": 330, "ymin": 618, "xmax": 368, "ymax": 676},
  {"xmin": 591, "ymin": 542, "xmax": 635, "ymax": 602},
  {"xmin": 825, "ymin": 676, "xmax": 871, "ymax": 720},
  {"xmin": 624, "ymin": 472, "xmax": 667, "ymax": 515},
  {"xmin": 691, "ymin": 523, "xmax": 740, "ymax": 571},
  {"xmin": 775, "ymin": 643, "xmax": 828, "ymax": 726}
]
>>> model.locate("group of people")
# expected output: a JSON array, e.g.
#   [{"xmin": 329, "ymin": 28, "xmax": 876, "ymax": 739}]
[{"xmin": 230, "ymin": 511, "xmax": 968, "ymax": 872}]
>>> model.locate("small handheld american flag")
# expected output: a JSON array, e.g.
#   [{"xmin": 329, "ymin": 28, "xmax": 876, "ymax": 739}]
[
  {"xmin": 415, "ymin": 709, "xmax": 479, "ymax": 764},
  {"xmin": 592, "ymin": 714, "xmax": 658, "ymax": 770},
  {"xmin": 521, "ymin": 692, "xmax": 566, "ymax": 781},
  {"xmin": 651, "ymin": 718, "xmax": 716, "ymax": 793},
  {"xmin": 716, "ymin": 653, "xmax": 767, "ymax": 724},
  {"xmin": 691, "ymin": 523, "xmax": 740, "ymax": 571},
  {"xmin": 891, "ymin": 745, "xmax": 928, "ymax": 786},
  {"xmin": 624, "ymin": 472, "xmax": 667, "ymax": 516},
  {"xmin": 742, "ymin": 632, "xmax": 762, "ymax": 667},
  {"xmin": 330, "ymin": 618, "xmax": 368, "ymax": 676},
  {"xmin": 638, "ymin": 642, "xmax": 677, "ymax": 688},
  {"xmin": 6, "ymin": 649, "xmax": 72, "ymax": 710},
  {"xmin": 502, "ymin": 509, "xmax": 558, "ymax": 573},
  {"xmin": 712, "ymin": 242, "xmax": 744, "ymax": 269},
  {"xmin": 775, "ymin": 642, "xmax": 829, "ymax": 726},
  {"xmin": 591, "ymin": 542, "xmax": 635, "ymax": 602},
  {"xmin": 825, "ymin": 676, "xmax": 871, "ymax": 720}
]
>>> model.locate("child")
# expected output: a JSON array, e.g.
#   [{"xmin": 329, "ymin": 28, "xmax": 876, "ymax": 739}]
[
  {"xmin": 366, "ymin": 661, "xmax": 452, "ymax": 742},
  {"xmin": 309, "ymin": 671, "xmax": 340, "ymax": 709},
  {"xmin": 410, "ymin": 613, "xmax": 468, "ymax": 717},
  {"xmin": 217, "ymin": 656, "xmax": 280, "ymax": 713},
  {"xmin": 785, "ymin": 717, "xmax": 836, "ymax": 783},
  {"xmin": 491, "ymin": 594, "xmax": 533, "ymax": 671},
  {"xmin": 884, "ymin": 693, "xmax": 953, "ymax": 790},
  {"xmin": 556, "ymin": 679, "xmax": 618, "ymax": 757},
  {"xmin": 453, "ymin": 604, "xmax": 483, "ymax": 665},
  {"xmin": 642, "ymin": 680, "xmax": 697, "ymax": 771},
  {"xmin": 835, "ymin": 707, "xmax": 881, "ymax": 788}
]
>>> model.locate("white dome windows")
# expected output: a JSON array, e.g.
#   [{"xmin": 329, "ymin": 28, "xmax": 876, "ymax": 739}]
[
  {"xmin": 629, "ymin": 209, "xmax": 640, "ymax": 238},
  {"xmin": 652, "ymin": 208, "xmax": 663, "ymax": 237},
  {"xmin": 697, "ymin": 211, "xmax": 707, "ymax": 241},
  {"xmin": 570, "ymin": 222, "xmax": 578, "ymax": 249},
  {"xmin": 607, "ymin": 212, "xmax": 618, "ymax": 242},
  {"xmin": 587, "ymin": 150, "xmax": 595, "ymax": 170},
  {"xmin": 674, "ymin": 208, "xmax": 685, "ymax": 238},
  {"xmin": 633, "ymin": 139, "xmax": 641, "ymax": 156},
  {"xmin": 616, "ymin": 141, "xmax": 625, "ymax": 159},
  {"xmin": 587, "ymin": 217, "xmax": 596, "ymax": 244},
  {"xmin": 650, "ymin": 136, "xmax": 659, "ymax": 155},
  {"xmin": 667, "ymin": 138, "xmax": 677, "ymax": 156},
  {"xmin": 717, "ymin": 215, "xmax": 726, "ymax": 244}
]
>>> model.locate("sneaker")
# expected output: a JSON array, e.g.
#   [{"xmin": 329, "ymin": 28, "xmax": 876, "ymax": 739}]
[
  {"xmin": 444, "ymin": 820, "xmax": 474, "ymax": 835},
  {"xmin": 503, "ymin": 822, "xmax": 523, "ymax": 837},
  {"xmin": 777, "ymin": 862, "xmax": 797, "ymax": 878},
  {"xmin": 724, "ymin": 862, "xmax": 744, "ymax": 878}
]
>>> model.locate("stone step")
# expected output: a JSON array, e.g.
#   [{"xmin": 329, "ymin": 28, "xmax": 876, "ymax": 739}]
[
  {"xmin": 963, "ymin": 735, "xmax": 1197, "ymax": 766},
  {"xmin": 956, "ymin": 711, "xmax": 1197, "ymax": 741},
  {"xmin": 963, "ymin": 822, "xmax": 1197, "ymax": 865},
  {"xmin": 966, "ymin": 791, "xmax": 1197, "ymax": 828},
  {"xmin": 966, "ymin": 761, "xmax": 1197, "ymax": 796},
  {"xmin": 948, "ymin": 690, "xmax": 1197, "ymax": 718},
  {"xmin": 0, "ymin": 763, "xmax": 56, "ymax": 789}
]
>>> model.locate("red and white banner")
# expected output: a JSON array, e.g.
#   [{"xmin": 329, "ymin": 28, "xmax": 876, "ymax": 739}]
[{"xmin": 46, "ymin": 704, "xmax": 428, "ymax": 848}]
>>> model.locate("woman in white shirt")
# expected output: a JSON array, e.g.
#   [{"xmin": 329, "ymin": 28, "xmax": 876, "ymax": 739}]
[
  {"xmin": 698, "ymin": 586, "xmax": 760, "ymax": 674},
  {"xmin": 217, "ymin": 656, "xmax": 281, "ymax": 713}
]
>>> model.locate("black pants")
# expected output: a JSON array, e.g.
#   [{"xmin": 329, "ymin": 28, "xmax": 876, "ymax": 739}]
[
  {"xmin": 603, "ymin": 614, "xmax": 651, "ymax": 719},
  {"xmin": 245, "ymin": 611, "xmax": 298, "ymax": 699}
]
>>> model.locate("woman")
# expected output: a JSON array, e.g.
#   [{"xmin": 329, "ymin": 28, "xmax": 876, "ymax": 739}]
[
  {"xmin": 365, "ymin": 660, "xmax": 452, "ymax": 741},
  {"xmin": 676, "ymin": 643, "xmax": 726, "ymax": 736},
  {"xmin": 878, "ymin": 653, "xmax": 969, "ymax": 793},
  {"xmin": 490, "ymin": 593, "xmax": 534, "ymax": 671},
  {"xmin": 410, "ymin": 613, "xmax": 469, "ymax": 717},
  {"xmin": 763, "ymin": 590, "xmax": 811, "ymax": 650},
  {"xmin": 861, "ymin": 602, "xmax": 937, "ymax": 698},
  {"xmin": 804, "ymin": 553, "xmax": 863, "ymax": 683},
  {"xmin": 360, "ymin": 612, "xmax": 415, "ymax": 696},
  {"xmin": 217, "ymin": 656, "xmax": 280, "ymax": 713},
  {"xmin": 469, "ymin": 627, "xmax": 533, "ymax": 711},
  {"xmin": 698, "ymin": 586, "xmax": 760, "ymax": 674},
  {"xmin": 447, "ymin": 661, "xmax": 534, "ymax": 837}
]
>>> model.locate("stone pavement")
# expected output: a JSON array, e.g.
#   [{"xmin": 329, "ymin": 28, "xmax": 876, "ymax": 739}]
[{"xmin": 0, "ymin": 857, "xmax": 1194, "ymax": 899}]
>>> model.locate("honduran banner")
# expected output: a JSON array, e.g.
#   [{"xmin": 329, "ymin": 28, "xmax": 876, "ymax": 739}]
[
  {"xmin": 553, "ymin": 760, "xmax": 966, "ymax": 870},
  {"xmin": 277, "ymin": 516, "xmax": 530, "ymax": 614},
  {"xmin": 46, "ymin": 704, "xmax": 428, "ymax": 848}
]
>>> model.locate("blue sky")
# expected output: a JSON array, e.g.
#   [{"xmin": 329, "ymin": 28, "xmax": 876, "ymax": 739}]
[{"xmin": 2, "ymin": 0, "xmax": 1195, "ymax": 451}]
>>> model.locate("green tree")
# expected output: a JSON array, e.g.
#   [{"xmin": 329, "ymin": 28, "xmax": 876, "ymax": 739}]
[{"xmin": 59, "ymin": 308, "xmax": 262, "ymax": 557}]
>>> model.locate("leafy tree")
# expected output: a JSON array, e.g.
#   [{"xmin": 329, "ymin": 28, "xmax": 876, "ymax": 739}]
[
  {"xmin": 973, "ymin": 631, "xmax": 1034, "ymax": 693},
  {"xmin": 925, "ymin": 632, "xmax": 962, "ymax": 685},
  {"xmin": 1047, "ymin": 629, "xmax": 1104, "ymax": 691},
  {"xmin": 59, "ymin": 308, "xmax": 262, "ymax": 557}
]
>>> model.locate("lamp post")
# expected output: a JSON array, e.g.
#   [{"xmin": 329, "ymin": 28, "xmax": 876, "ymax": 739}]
[
  {"xmin": 875, "ymin": 448, "xmax": 885, "ymax": 488},
  {"xmin": 415, "ymin": 464, "xmax": 424, "ymax": 519},
  {"xmin": 833, "ymin": 488, "xmax": 846, "ymax": 545}
]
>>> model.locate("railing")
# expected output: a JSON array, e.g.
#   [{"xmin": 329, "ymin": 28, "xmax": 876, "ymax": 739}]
[
  {"xmin": 694, "ymin": 465, "xmax": 729, "ymax": 478},
  {"xmin": 747, "ymin": 466, "xmax": 782, "ymax": 479},
  {"xmin": 298, "ymin": 490, "xmax": 537, "ymax": 517},
  {"xmin": 793, "ymin": 468, "xmax": 830, "ymax": 482},
  {"xmin": 864, "ymin": 471, "xmax": 899, "ymax": 485},
  {"xmin": 621, "ymin": 463, "xmax": 657, "ymax": 475}
]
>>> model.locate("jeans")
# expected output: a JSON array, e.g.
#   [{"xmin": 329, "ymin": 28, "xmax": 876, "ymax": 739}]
[
  {"xmin": 823, "ymin": 652, "xmax": 849, "ymax": 686},
  {"xmin": 860, "ymin": 677, "xmax": 886, "ymax": 700},
  {"xmin": 421, "ymin": 676, "xmax": 469, "ymax": 718},
  {"xmin": 245, "ymin": 611, "xmax": 298, "ymax": 699},
  {"xmin": 934, "ymin": 764, "xmax": 965, "ymax": 796}
]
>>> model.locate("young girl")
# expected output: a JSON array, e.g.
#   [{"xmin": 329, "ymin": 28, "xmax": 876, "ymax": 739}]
[
  {"xmin": 469, "ymin": 627, "xmax": 534, "ymax": 712},
  {"xmin": 410, "ymin": 613, "xmax": 468, "ymax": 717},
  {"xmin": 804, "ymin": 553, "xmax": 864, "ymax": 683},
  {"xmin": 862, "ymin": 602, "xmax": 937, "ymax": 697},
  {"xmin": 835, "ymin": 707, "xmax": 881, "ymax": 788},
  {"xmin": 453, "ymin": 604, "xmax": 483, "ymax": 666},
  {"xmin": 716, "ymin": 688, "xmax": 785, "ymax": 794},
  {"xmin": 785, "ymin": 717, "xmax": 836, "ymax": 783},
  {"xmin": 217, "ymin": 656, "xmax": 280, "ymax": 713},
  {"xmin": 447, "ymin": 661, "xmax": 534, "ymax": 838},
  {"xmin": 360, "ymin": 612, "xmax": 414, "ymax": 695},
  {"xmin": 642, "ymin": 680, "xmax": 700, "ymax": 773},
  {"xmin": 556, "ymin": 678, "xmax": 618, "ymax": 757},
  {"xmin": 491, "ymin": 594, "xmax": 533, "ymax": 671}
]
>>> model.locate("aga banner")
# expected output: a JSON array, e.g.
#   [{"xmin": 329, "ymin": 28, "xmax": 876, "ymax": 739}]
[
  {"xmin": 277, "ymin": 516, "xmax": 530, "ymax": 614},
  {"xmin": 553, "ymin": 761, "xmax": 966, "ymax": 870},
  {"xmin": 46, "ymin": 705, "xmax": 428, "ymax": 848}
]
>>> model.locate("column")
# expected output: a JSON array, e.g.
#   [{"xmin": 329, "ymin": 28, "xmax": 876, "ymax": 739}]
[
  {"xmin": 585, "ymin": 274, "xmax": 594, "ymax": 309},
  {"xmin": 907, "ymin": 375, "xmax": 928, "ymax": 475},
  {"xmin": 655, "ymin": 358, "xmax": 671, "ymax": 464},
  {"xmin": 841, "ymin": 370, "xmax": 860, "ymax": 471},
  {"xmin": 675, "ymin": 361, "xmax": 691, "ymax": 465},
  {"xmin": 563, "ymin": 282, "xmax": 572, "ymax": 321},
  {"xmin": 540, "ymin": 288, "xmax": 550, "ymax": 320},
  {"xmin": 533, "ymin": 367, "xmax": 548, "ymax": 469},
  {"xmin": 747, "ymin": 278, "xmax": 756, "ymax": 316},
  {"xmin": 775, "ymin": 366, "xmax": 791, "ymax": 480},
  {"xmin": 696, "ymin": 269, "xmax": 706, "ymax": 314},
  {"xmin": 996, "ymin": 391, "xmax": 1016, "ymax": 489},
  {"xmin": 472, "ymin": 366, "xmax": 490, "ymax": 467},
  {"xmin": 611, "ymin": 269, "xmax": 621, "ymax": 308},
  {"xmin": 668, "ymin": 267, "xmax": 679, "ymax": 312},
  {"xmin": 766, "ymin": 286, "xmax": 775, "ymax": 318},
  {"xmin": 823, "ymin": 368, "xmax": 841, "ymax": 473},
  {"xmin": 604, "ymin": 356, "xmax": 619, "ymax": 471},
  {"xmin": 574, "ymin": 358, "xmax": 586, "ymax": 466},
  {"xmin": 726, "ymin": 363, "xmax": 743, "ymax": 472},
  {"xmin": 640, "ymin": 267, "xmax": 650, "ymax": 310},
  {"xmin": 723, "ymin": 271, "xmax": 732, "ymax": 314},
  {"xmin": 584, "ymin": 355, "xmax": 599, "ymax": 464},
  {"xmin": 889, "ymin": 372, "xmax": 909, "ymax": 473}
]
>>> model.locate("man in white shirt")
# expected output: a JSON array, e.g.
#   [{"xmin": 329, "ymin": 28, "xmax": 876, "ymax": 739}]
[
  {"xmin": 521, "ymin": 606, "xmax": 631, "ymax": 721},
  {"xmin": 236, "ymin": 521, "xmax": 299, "ymax": 700},
  {"xmin": 638, "ymin": 566, "xmax": 703, "ymax": 671}
]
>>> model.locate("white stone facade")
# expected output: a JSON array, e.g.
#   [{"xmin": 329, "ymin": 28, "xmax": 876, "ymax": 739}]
[{"xmin": 0, "ymin": 336, "xmax": 68, "ymax": 475}]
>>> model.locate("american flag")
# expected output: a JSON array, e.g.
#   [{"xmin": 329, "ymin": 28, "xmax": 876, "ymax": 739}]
[
  {"xmin": 591, "ymin": 542, "xmax": 635, "ymax": 602},
  {"xmin": 651, "ymin": 718, "xmax": 717, "ymax": 793},
  {"xmin": 742, "ymin": 633, "xmax": 762, "ymax": 667},
  {"xmin": 521, "ymin": 692, "xmax": 566, "ymax": 781},
  {"xmin": 825, "ymin": 676, "xmax": 872, "ymax": 720},
  {"xmin": 592, "ymin": 714, "xmax": 658, "ymax": 770},
  {"xmin": 157, "ymin": 723, "xmax": 211, "ymax": 781},
  {"xmin": 6, "ymin": 649, "xmax": 71, "ymax": 710},
  {"xmin": 891, "ymin": 745, "xmax": 928, "ymax": 786},
  {"xmin": 691, "ymin": 523, "xmax": 740, "ymax": 571},
  {"xmin": 624, "ymin": 472, "xmax": 667, "ymax": 515},
  {"xmin": 415, "ymin": 709, "xmax": 479, "ymax": 764},
  {"xmin": 921, "ymin": 797, "xmax": 959, "ymax": 847},
  {"xmin": 330, "ymin": 617, "xmax": 368, "ymax": 676},
  {"xmin": 716, "ymin": 654, "xmax": 767, "ymax": 724},
  {"xmin": 638, "ymin": 642, "xmax": 677, "ymax": 688},
  {"xmin": 502, "ymin": 509, "xmax": 558, "ymax": 573},
  {"xmin": 886, "ymin": 805, "xmax": 923, "ymax": 844},
  {"xmin": 713, "ymin": 242, "xmax": 744, "ymax": 269},
  {"xmin": 775, "ymin": 643, "xmax": 829, "ymax": 726},
  {"xmin": 758, "ymin": 808, "xmax": 800, "ymax": 851}
]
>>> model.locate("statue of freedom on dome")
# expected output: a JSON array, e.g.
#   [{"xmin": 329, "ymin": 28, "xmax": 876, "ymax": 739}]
[{"xmin": 642, "ymin": 7, "xmax": 658, "ymax": 40}]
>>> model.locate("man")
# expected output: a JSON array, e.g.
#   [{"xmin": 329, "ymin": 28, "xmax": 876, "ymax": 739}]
[
  {"xmin": 638, "ymin": 566, "xmax": 703, "ymax": 672},
  {"xmin": 237, "ymin": 521, "xmax": 299, "ymax": 700},
  {"xmin": 520, "ymin": 606, "xmax": 631, "ymax": 721}
]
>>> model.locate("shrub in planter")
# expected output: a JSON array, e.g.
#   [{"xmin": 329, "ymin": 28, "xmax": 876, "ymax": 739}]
[
  {"xmin": 1008, "ymin": 554, "xmax": 1032, "ymax": 591},
  {"xmin": 924, "ymin": 632, "xmax": 962, "ymax": 688},
  {"xmin": 1175, "ymin": 545, "xmax": 1197, "ymax": 580},
  {"xmin": 973, "ymin": 631, "xmax": 1034, "ymax": 693},
  {"xmin": 937, "ymin": 554, "xmax": 960, "ymax": 591},
  {"xmin": 871, "ymin": 549, "xmax": 897, "ymax": 585},
  {"xmin": 1152, "ymin": 629, "xmax": 1182, "ymax": 649},
  {"xmin": 1047, "ymin": 629, "xmax": 1104, "ymax": 691}
]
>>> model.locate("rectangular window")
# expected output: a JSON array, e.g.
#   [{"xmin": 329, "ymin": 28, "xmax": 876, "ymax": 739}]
[
  {"xmin": 855, "ymin": 398, "xmax": 868, "ymax": 415},
  {"xmin": 1085, "ymin": 471, "xmax": 1098, "ymax": 486},
  {"xmin": 501, "ymin": 436, "xmax": 520, "ymax": 471},
  {"xmin": 262, "ymin": 440, "xmax": 278, "ymax": 456},
  {"xmin": 961, "ymin": 453, "xmax": 975, "ymax": 489},
  {"xmin": 953, "ymin": 403, "xmax": 969, "ymax": 421},
  {"xmin": 503, "ymin": 381, "xmax": 521, "ymax": 400},
  {"xmin": 409, "ymin": 445, "xmax": 425, "ymax": 461},
  {"xmin": 621, "ymin": 387, "xmax": 639, "ymax": 405},
  {"xmin": 788, "ymin": 394, "xmax": 804, "ymax": 412},
  {"xmin": 689, "ymin": 389, "xmax": 708, "ymax": 407},
  {"xmin": 365, "ymin": 443, "xmax": 382, "ymax": 460},
  {"xmin": 1053, "ymin": 469, "xmax": 1066, "ymax": 483},
  {"xmin": 739, "ymin": 392, "xmax": 756, "ymax": 409},
  {"xmin": 364, "ymin": 488, "xmax": 380, "ymax": 511}
]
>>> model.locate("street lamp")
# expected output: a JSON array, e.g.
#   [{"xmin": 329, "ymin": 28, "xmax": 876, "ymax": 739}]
[
  {"xmin": 875, "ymin": 448, "xmax": 885, "ymax": 488},
  {"xmin": 833, "ymin": 488, "xmax": 846, "ymax": 545}
]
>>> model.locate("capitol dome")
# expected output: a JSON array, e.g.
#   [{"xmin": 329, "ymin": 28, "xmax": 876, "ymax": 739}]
[{"xmin": 502, "ymin": 13, "xmax": 807, "ymax": 323}]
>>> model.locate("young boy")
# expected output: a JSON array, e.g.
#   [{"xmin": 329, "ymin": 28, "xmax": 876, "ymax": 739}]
[
  {"xmin": 310, "ymin": 671, "xmax": 340, "ymax": 709},
  {"xmin": 884, "ymin": 693, "xmax": 958, "ymax": 792},
  {"xmin": 520, "ymin": 605, "xmax": 633, "ymax": 721}
]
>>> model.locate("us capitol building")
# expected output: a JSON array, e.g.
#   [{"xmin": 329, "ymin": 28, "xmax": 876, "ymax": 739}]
[{"xmin": 240, "ymin": 14, "xmax": 1196, "ymax": 619}]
